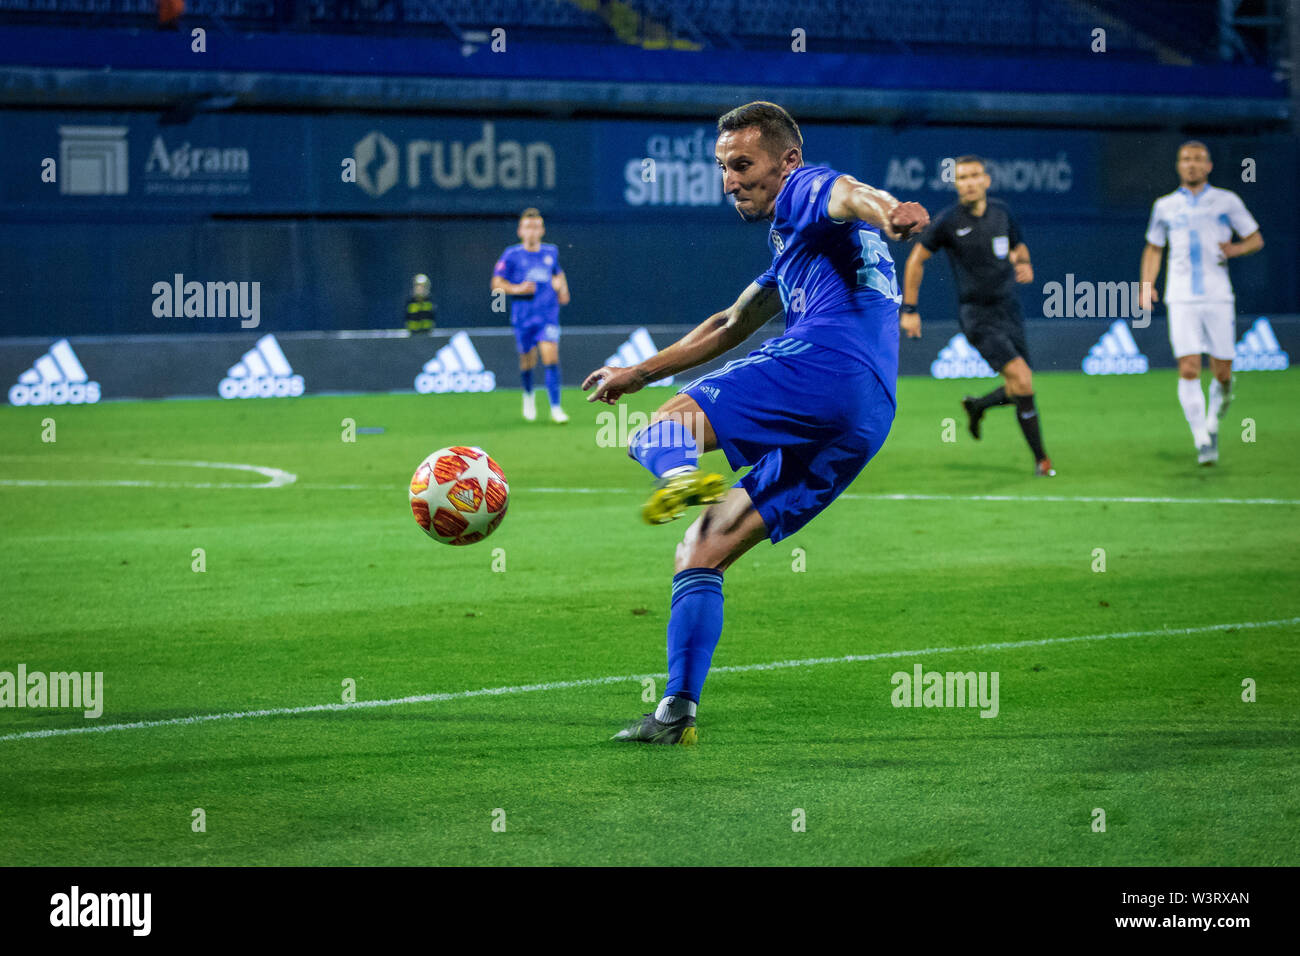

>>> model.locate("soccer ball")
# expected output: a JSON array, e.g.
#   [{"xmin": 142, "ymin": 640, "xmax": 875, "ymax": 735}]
[{"xmin": 408, "ymin": 446, "xmax": 509, "ymax": 545}]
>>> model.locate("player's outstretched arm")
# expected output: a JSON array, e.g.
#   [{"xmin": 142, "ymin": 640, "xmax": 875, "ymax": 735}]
[
  {"xmin": 582, "ymin": 282, "xmax": 782, "ymax": 404},
  {"xmin": 826, "ymin": 175, "xmax": 929, "ymax": 241}
]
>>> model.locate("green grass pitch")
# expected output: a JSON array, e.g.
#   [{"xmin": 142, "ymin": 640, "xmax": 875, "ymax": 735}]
[{"xmin": 1, "ymin": 369, "xmax": 1297, "ymax": 866}]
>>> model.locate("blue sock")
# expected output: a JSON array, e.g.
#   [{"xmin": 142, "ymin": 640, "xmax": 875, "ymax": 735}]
[
  {"xmin": 665, "ymin": 569, "xmax": 725, "ymax": 703},
  {"xmin": 520, "ymin": 368, "xmax": 534, "ymax": 395},
  {"xmin": 544, "ymin": 364, "xmax": 561, "ymax": 407},
  {"xmin": 627, "ymin": 419, "xmax": 699, "ymax": 478}
]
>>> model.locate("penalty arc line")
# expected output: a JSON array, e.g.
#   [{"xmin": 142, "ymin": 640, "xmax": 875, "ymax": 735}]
[{"xmin": 2, "ymin": 615, "xmax": 1296, "ymax": 744}]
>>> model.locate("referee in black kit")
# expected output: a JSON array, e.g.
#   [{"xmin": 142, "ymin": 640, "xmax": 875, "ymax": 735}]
[{"xmin": 902, "ymin": 155, "xmax": 1054, "ymax": 477}]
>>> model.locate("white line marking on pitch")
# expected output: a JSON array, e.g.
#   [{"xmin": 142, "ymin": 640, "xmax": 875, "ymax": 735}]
[
  {"xmin": 2, "ymin": 616, "xmax": 1295, "ymax": 744},
  {"xmin": 0, "ymin": 459, "xmax": 296, "ymax": 489},
  {"xmin": 293, "ymin": 484, "xmax": 1300, "ymax": 506}
]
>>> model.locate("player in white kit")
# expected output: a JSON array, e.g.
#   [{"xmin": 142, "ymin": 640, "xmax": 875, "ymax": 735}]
[{"xmin": 1140, "ymin": 141, "xmax": 1263, "ymax": 465}]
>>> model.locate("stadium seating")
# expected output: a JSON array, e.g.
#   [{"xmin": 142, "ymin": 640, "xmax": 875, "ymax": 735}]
[{"xmin": 0, "ymin": 0, "xmax": 1235, "ymax": 63}]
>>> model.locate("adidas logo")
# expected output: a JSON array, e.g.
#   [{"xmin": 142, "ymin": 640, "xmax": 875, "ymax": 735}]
[
  {"xmin": 930, "ymin": 334, "xmax": 997, "ymax": 380},
  {"xmin": 697, "ymin": 385, "xmax": 721, "ymax": 403},
  {"xmin": 1082, "ymin": 320, "xmax": 1148, "ymax": 375},
  {"xmin": 606, "ymin": 327, "xmax": 673, "ymax": 386},
  {"xmin": 218, "ymin": 334, "xmax": 305, "ymax": 399},
  {"xmin": 1234, "ymin": 317, "xmax": 1289, "ymax": 371},
  {"xmin": 415, "ymin": 331, "xmax": 496, "ymax": 394},
  {"xmin": 8, "ymin": 339, "xmax": 101, "ymax": 406}
]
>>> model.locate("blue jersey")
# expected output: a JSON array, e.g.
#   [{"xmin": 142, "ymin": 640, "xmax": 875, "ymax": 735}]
[
  {"xmin": 493, "ymin": 243, "xmax": 563, "ymax": 326},
  {"xmin": 754, "ymin": 165, "xmax": 901, "ymax": 400}
]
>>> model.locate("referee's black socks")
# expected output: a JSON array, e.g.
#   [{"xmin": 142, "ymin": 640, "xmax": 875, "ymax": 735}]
[
  {"xmin": 1012, "ymin": 393, "xmax": 1048, "ymax": 461},
  {"xmin": 971, "ymin": 385, "xmax": 1012, "ymax": 412}
]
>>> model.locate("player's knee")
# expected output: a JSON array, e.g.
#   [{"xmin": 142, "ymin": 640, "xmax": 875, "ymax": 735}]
[{"xmin": 674, "ymin": 518, "xmax": 713, "ymax": 571}]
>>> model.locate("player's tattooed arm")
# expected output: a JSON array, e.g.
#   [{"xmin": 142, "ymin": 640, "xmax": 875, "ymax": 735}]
[
  {"xmin": 582, "ymin": 283, "xmax": 782, "ymax": 404},
  {"xmin": 827, "ymin": 175, "xmax": 930, "ymax": 241}
]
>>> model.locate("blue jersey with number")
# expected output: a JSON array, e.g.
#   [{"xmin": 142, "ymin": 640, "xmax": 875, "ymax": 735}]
[
  {"xmin": 754, "ymin": 165, "xmax": 901, "ymax": 400},
  {"xmin": 494, "ymin": 243, "xmax": 563, "ymax": 326}
]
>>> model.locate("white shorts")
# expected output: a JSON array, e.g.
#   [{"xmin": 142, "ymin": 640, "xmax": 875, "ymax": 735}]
[{"xmin": 1166, "ymin": 301, "xmax": 1236, "ymax": 361}]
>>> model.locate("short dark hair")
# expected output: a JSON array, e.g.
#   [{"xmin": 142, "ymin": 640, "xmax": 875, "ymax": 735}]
[
  {"xmin": 519, "ymin": 207, "xmax": 542, "ymax": 220},
  {"xmin": 717, "ymin": 101, "xmax": 803, "ymax": 159},
  {"xmin": 954, "ymin": 154, "xmax": 985, "ymax": 169},
  {"xmin": 1179, "ymin": 140, "xmax": 1211, "ymax": 161}
]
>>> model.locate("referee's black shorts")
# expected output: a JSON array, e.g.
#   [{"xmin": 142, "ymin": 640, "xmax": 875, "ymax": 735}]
[{"xmin": 960, "ymin": 299, "xmax": 1030, "ymax": 372}]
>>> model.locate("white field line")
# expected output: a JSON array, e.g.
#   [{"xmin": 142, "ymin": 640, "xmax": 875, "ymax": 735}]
[
  {"xmin": 296, "ymin": 484, "xmax": 1300, "ymax": 506},
  {"xmin": 1, "ymin": 457, "xmax": 1295, "ymax": 505},
  {"xmin": 0, "ymin": 458, "xmax": 296, "ymax": 489},
  {"xmin": 2, "ymin": 616, "xmax": 1295, "ymax": 744}
]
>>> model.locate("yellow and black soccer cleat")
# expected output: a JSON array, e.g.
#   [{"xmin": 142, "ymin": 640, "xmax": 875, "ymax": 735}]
[{"xmin": 641, "ymin": 469, "xmax": 728, "ymax": 525}]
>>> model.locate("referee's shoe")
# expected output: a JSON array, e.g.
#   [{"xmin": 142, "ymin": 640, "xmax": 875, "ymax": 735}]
[{"xmin": 961, "ymin": 395, "xmax": 985, "ymax": 440}]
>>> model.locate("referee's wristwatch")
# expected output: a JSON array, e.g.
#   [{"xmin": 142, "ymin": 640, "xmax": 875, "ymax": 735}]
[{"xmin": 900, "ymin": 304, "xmax": 919, "ymax": 314}]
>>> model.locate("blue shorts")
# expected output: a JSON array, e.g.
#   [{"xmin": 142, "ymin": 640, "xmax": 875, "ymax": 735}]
[
  {"xmin": 513, "ymin": 320, "xmax": 560, "ymax": 355},
  {"xmin": 680, "ymin": 337, "xmax": 895, "ymax": 542}
]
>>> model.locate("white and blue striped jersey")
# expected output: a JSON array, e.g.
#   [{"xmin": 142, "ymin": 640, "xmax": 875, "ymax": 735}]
[{"xmin": 1145, "ymin": 185, "xmax": 1259, "ymax": 304}]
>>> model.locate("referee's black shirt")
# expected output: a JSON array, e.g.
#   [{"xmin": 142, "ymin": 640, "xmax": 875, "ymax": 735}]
[{"xmin": 919, "ymin": 198, "xmax": 1023, "ymax": 306}]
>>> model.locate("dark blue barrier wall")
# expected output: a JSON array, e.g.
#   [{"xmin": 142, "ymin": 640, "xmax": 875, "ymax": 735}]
[
  {"xmin": 2, "ymin": 111, "xmax": 1294, "ymax": 337},
  {"xmin": 2, "ymin": 317, "xmax": 1294, "ymax": 406}
]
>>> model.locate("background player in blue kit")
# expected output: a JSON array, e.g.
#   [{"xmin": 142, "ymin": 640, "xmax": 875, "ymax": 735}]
[
  {"xmin": 582, "ymin": 101, "xmax": 929, "ymax": 744},
  {"xmin": 491, "ymin": 208, "xmax": 572, "ymax": 423}
]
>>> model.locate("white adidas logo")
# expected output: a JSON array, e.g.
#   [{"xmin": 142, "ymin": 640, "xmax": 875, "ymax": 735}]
[
  {"xmin": 1083, "ymin": 320, "xmax": 1148, "ymax": 375},
  {"xmin": 1235, "ymin": 317, "xmax": 1289, "ymax": 371},
  {"xmin": 8, "ymin": 339, "xmax": 101, "ymax": 406},
  {"xmin": 415, "ymin": 331, "xmax": 496, "ymax": 393},
  {"xmin": 606, "ymin": 327, "xmax": 673, "ymax": 386},
  {"xmin": 930, "ymin": 334, "xmax": 997, "ymax": 379},
  {"xmin": 218, "ymin": 334, "xmax": 304, "ymax": 399}
]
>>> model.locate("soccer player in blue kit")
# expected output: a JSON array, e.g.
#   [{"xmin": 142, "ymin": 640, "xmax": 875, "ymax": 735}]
[
  {"xmin": 582, "ymin": 102, "xmax": 929, "ymax": 744},
  {"xmin": 492, "ymin": 208, "xmax": 572, "ymax": 423}
]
